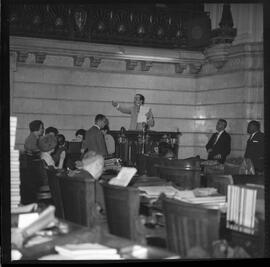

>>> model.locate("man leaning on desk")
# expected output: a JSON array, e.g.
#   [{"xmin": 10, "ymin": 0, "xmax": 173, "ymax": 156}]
[
  {"xmin": 112, "ymin": 94, "xmax": 155, "ymax": 130},
  {"xmin": 206, "ymin": 119, "xmax": 231, "ymax": 164}
]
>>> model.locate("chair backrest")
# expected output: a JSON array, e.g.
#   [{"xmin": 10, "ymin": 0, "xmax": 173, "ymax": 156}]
[
  {"xmin": 162, "ymin": 197, "xmax": 220, "ymax": 258},
  {"xmin": 20, "ymin": 154, "xmax": 49, "ymax": 205},
  {"xmin": 47, "ymin": 170, "xmax": 65, "ymax": 219},
  {"xmin": 206, "ymin": 174, "xmax": 234, "ymax": 195},
  {"xmin": 57, "ymin": 173, "xmax": 96, "ymax": 227},
  {"xmin": 157, "ymin": 165, "xmax": 201, "ymax": 189},
  {"xmin": 102, "ymin": 183, "xmax": 140, "ymax": 241},
  {"xmin": 164, "ymin": 158, "xmax": 201, "ymax": 169},
  {"xmin": 232, "ymin": 174, "xmax": 264, "ymax": 186}
]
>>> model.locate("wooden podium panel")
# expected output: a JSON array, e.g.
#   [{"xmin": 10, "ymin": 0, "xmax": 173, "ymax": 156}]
[{"xmin": 110, "ymin": 130, "xmax": 181, "ymax": 167}]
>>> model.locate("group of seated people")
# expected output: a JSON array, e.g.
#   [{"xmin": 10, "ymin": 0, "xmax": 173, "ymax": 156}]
[{"xmin": 23, "ymin": 116, "xmax": 116, "ymax": 173}]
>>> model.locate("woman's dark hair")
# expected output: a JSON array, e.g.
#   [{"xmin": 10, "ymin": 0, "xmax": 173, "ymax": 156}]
[
  {"xmin": 102, "ymin": 125, "xmax": 110, "ymax": 132},
  {"xmin": 45, "ymin": 127, "xmax": 59, "ymax": 136},
  {"xmin": 75, "ymin": 129, "xmax": 86, "ymax": 139},
  {"xmin": 29, "ymin": 120, "xmax": 43, "ymax": 132}
]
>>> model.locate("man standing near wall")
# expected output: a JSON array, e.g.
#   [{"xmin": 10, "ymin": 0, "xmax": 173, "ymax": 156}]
[
  {"xmin": 244, "ymin": 120, "xmax": 264, "ymax": 173},
  {"xmin": 206, "ymin": 119, "xmax": 231, "ymax": 164},
  {"xmin": 112, "ymin": 94, "xmax": 155, "ymax": 130}
]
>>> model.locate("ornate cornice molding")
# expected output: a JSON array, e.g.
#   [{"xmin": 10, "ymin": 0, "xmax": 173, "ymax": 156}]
[
  {"xmin": 10, "ymin": 36, "xmax": 205, "ymax": 75},
  {"xmin": 200, "ymin": 42, "xmax": 263, "ymax": 75}
]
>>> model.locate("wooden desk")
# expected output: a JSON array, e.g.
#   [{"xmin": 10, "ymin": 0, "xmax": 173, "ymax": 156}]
[{"xmin": 18, "ymin": 220, "xmax": 180, "ymax": 260}]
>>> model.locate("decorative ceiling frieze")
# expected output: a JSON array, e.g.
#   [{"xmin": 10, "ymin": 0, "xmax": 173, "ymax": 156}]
[{"xmin": 9, "ymin": 3, "xmax": 211, "ymax": 50}]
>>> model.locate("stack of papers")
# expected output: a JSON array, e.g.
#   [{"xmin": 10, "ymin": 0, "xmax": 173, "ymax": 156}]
[
  {"xmin": 104, "ymin": 158, "xmax": 122, "ymax": 172},
  {"xmin": 10, "ymin": 116, "xmax": 21, "ymax": 209},
  {"xmin": 180, "ymin": 196, "xmax": 226, "ymax": 204},
  {"xmin": 138, "ymin": 186, "xmax": 180, "ymax": 198},
  {"xmin": 55, "ymin": 243, "xmax": 122, "ymax": 260}
]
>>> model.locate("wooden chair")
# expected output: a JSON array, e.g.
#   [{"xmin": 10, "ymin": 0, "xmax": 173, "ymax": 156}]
[
  {"xmin": 20, "ymin": 154, "xmax": 45, "ymax": 204},
  {"xmin": 157, "ymin": 165, "xmax": 201, "ymax": 189},
  {"xmin": 232, "ymin": 174, "xmax": 264, "ymax": 186},
  {"xmin": 47, "ymin": 170, "xmax": 65, "ymax": 219},
  {"xmin": 57, "ymin": 173, "xmax": 96, "ymax": 227},
  {"xmin": 162, "ymin": 196, "xmax": 221, "ymax": 258},
  {"xmin": 206, "ymin": 174, "xmax": 234, "ymax": 195},
  {"xmin": 101, "ymin": 183, "xmax": 141, "ymax": 241}
]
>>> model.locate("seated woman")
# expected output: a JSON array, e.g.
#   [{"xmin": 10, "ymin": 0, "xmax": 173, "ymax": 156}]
[
  {"xmin": 72, "ymin": 129, "xmax": 86, "ymax": 142},
  {"xmin": 52, "ymin": 134, "xmax": 67, "ymax": 169},
  {"xmin": 38, "ymin": 135, "xmax": 65, "ymax": 170}
]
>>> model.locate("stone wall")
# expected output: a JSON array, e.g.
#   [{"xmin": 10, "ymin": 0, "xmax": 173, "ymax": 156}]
[{"xmin": 9, "ymin": 11, "xmax": 263, "ymax": 160}]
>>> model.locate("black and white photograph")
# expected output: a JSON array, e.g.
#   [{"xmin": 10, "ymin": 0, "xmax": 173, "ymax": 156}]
[{"xmin": 1, "ymin": 0, "xmax": 268, "ymax": 263}]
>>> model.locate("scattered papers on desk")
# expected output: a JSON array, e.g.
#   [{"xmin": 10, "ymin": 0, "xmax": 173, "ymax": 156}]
[
  {"xmin": 180, "ymin": 196, "xmax": 226, "ymax": 204},
  {"xmin": 138, "ymin": 186, "xmax": 180, "ymax": 198},
  {"xmin": 193, "ymin": 187, "xmax": 218, "ymax": 197},
  {"xmin": 109, "ymin": 167, "xmax": 137, "ymax": 187},
  {"xmin": 18, "ymin": 213, "xmax": 39, "ymax": 229},
  {"xmin": 55, "ymin": 243, "xmax": 122, "ymax": 260},
  {"xmin": 104, "ymin": 158, "xmax": 122, "ymax": 172},
  {"xmin": 24, "ymin": 235, "xmax": 53, "ymax": 248},
  {"xmin": 11, "ymin": 203, "xmax": 38, "ymax": 214}
]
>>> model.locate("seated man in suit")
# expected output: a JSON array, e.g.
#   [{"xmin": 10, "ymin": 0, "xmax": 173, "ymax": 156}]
[
  {"xmin": 82, "ymin": 114, "xmax": 108, "ymax": 157},
  {"xmin": 244, "ymin": 120, "xmax": 264, "ymax": 173},
  {"xmin": 112, "ymin": 93, "xmax": 154, "ymax": 130},
  {"xmin": 206, "ymin": 119, "xmax": 231, "ymax": 164}
]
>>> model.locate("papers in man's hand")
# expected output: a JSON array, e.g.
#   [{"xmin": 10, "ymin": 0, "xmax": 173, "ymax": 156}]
[
  {"xmin": 137, "ymin": 106, "xmax": 150, "ymax": 123},
  {"xmin": 109, "ymin": 167, "xmax": 137, "ymax": 187},
  {"xmin": 55, "ymin": 243, "xmax": 122, "ymax": 260}
]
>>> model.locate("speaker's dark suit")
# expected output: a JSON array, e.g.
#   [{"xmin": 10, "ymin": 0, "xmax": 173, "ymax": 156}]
[
  {"xmin": 244, "ymin": 131, "xmax": 264, "ymax": 172},
  {"xmin": 83, "ymin": 125, "xmax": 108, "ymax": 157},
  {"xmin": 206, "ymin": 131, "xmax": 231, "ymax": 163}
]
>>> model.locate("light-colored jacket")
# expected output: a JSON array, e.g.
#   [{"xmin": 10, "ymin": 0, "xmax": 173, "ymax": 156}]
[{"xmin": 117, "ymin": 104, "xmax": 155, "ymax": 130}]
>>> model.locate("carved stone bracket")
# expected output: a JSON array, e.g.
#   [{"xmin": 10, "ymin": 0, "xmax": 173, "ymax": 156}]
[
  {"xmin": 189, "ymin": 63, "xmax": 202, "ymax": 74},
  {"xmin": 35, "ymin": 52, "xmax": 47, "ymax": 64},
  {"xmin": 16, "ymin": 51, "xmax": 29, "ymax": 63},
  {"xmin": 73, "ymin": 55, "xmax": 85, "ymax": 67},
  {"xmin": 174, "ymin": 63, "xmax": 187, "ymax": 74},
  {"xmin": 204, "ymin": 43, "xmax": 231, "ymax": 70},
  {"xmin": 126, "ymin": 60, "xmax": 138, "ymax": 71},
  {"xmin": 141, "ymin": 61, "xmax": 152, "ymax": 71},
  {"xmin": 89, "ymin": 56, "xmax": 101, "ymax": 68}
]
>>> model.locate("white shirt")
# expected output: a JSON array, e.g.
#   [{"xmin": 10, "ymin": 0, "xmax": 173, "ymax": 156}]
[
  {"xmin": 249, "ymin": 131, "xmax": 258, "ymax": 141},
  {"xmin": 214, "ymin": 130, "xmax": 224, "ymax": 145},
  {"xmin": 94, "ymin": 124, "xmax": 100, "ymax": 130},
  {"xmin": 104, "ymin": 134, "xmax": 115, "ymax": 155},
  {"xmin": 41, "ymin": 152, "xmax": 56, "ymax": 167}
]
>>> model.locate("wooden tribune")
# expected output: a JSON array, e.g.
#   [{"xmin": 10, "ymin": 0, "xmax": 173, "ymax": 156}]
[
  {"xmin": 157, "ymin": 165, "xmax": 201, "ymax": 189},
  {"xmin": 162, "ymin": 196, "xmax": 220, "ymax": 258},
  {"xmin": 102, "ymin": 183, "xmax": 141, "ymax": 241},
  {"xmin": 57, "ymin": 174, "xmax": 96, "ymax": 227}
]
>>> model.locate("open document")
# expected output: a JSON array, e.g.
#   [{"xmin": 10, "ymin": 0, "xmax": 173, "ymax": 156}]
[{"xmin": 109, "ymin": 167, "xmax": 137, "ymax": 187}]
